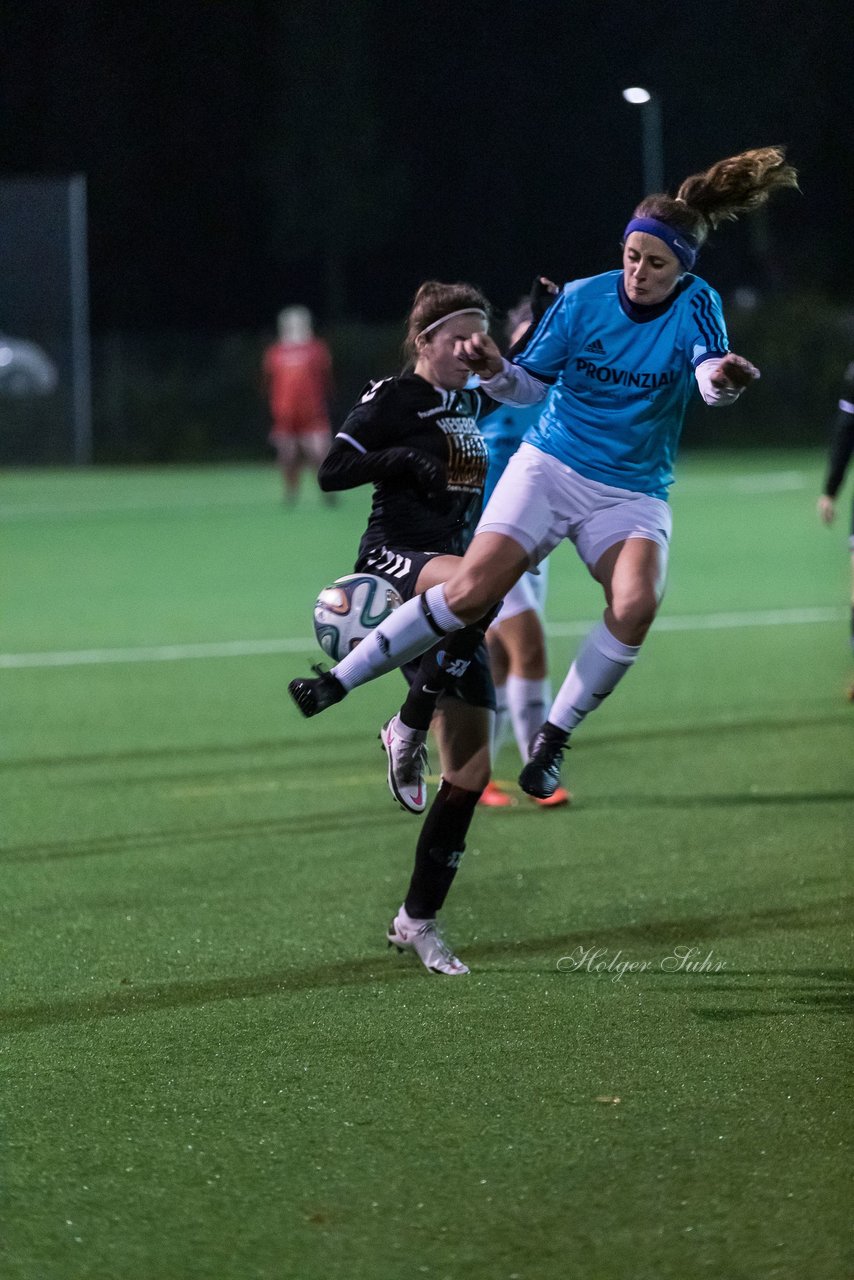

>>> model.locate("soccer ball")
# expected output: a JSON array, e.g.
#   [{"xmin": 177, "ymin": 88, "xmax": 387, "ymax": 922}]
[{"xmin": 313, "ymin": 573, "xmax": 403, "ymax": 662}]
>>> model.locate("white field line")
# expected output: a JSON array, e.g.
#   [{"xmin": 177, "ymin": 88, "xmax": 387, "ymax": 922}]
[
  {"xmin": 0, "ymin": 638, "xmax": 313, "ymax": 668},
  {"xmin": 0, "ymin": 607, "xmax": 844, "ymax": 670}
]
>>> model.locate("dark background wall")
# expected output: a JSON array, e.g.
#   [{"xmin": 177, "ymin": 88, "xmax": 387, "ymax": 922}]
[{"xmin": 0, "ymin": 0, "xmax": 851, "ymax": 460}]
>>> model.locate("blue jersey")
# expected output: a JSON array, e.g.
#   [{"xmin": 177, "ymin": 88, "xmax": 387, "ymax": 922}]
[
  {"xmin": 515, "ymin": 270, "xmax": 729, "ymax": 498},
  {"xmin": 480, "ymin": 401, "xmax": 543, "ymax": 505}
]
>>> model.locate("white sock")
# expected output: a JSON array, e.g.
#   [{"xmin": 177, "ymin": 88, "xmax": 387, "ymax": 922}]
[
  {"xmin": 506, "ymin": 675, "xmax": 551, "ymax": 761},
  {"xmin": 491, "ymin": 683, "xmax": 511, "ymax": 757},
  {"xmin": 548, "ymin": 621, "xmax": 640, "ymax": 734},
  {"xmin": 333, "ymin": 584, "xmax": 465, "ymax": 692}
]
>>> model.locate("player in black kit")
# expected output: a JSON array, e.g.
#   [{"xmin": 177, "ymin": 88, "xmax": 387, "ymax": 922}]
[
  {"xmin": 293, "ymin": 281, "xmax": 499, "ymax": 975},
  {"xmin": 817, "ymin": 359, "xmax": 854, "ymax": 698}
]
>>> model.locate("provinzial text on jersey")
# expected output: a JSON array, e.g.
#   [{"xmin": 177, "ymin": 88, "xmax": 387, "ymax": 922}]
[{"xmin": 575, "ymin": 359, "xmax": 680, "ymax": 389}]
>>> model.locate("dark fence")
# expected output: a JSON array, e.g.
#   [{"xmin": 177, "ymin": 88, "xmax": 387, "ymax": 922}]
[
  {"xmin": 89, "ymin": 324, "xmax": 404, "ymax": 465},
  {"xmin": 1, "ymin": 293, "xmax": 851, "ymax": 466}
]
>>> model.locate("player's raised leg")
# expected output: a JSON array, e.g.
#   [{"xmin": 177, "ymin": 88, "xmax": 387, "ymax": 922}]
[{"xmin": 289, "ymin": 532, "xmax": 527, "ymax": 716}]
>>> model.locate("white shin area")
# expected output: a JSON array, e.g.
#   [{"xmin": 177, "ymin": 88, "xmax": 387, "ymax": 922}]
[
  {"xmin": 491, "ymin": 683, "xmax": 511, "ymax": 758},
  {"xmin": 332, "ymin": 584, "xmax": 465, "ymax": 691},
  {"xmin": 548, "ymin": 620, "xmax": 640, "ymax": 734},
  {"xmin": 506, "ymin": 675, "xmax": 552, "ymax": 761}
]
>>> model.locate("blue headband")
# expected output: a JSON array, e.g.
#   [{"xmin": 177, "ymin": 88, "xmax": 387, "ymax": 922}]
[{"xmin": 623, "ymin": 217, "xmax": 698, "ymax": 270}]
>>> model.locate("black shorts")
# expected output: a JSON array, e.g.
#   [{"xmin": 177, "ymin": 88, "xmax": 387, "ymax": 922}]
[
  {"xmin": 355, "ymin": 544, "xmax": 441, "ymax": 602},
  {"xmin": 355, "ymin": 543, "xmax": 495, "ymax": 712}
]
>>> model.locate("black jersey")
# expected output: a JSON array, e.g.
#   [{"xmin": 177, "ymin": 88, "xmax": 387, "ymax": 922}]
[
  {"xmin": 319, "ymin": 372, "xmax": 495, "ymax": 557},
  {"xmin": 823, "ymin": 360, "xmax": 854, "ymax": 499}
]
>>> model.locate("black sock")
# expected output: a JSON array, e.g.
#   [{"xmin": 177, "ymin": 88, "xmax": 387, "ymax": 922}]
[
  {"xmin": 399, "ymin": 606, "xmax": 501, "ymax": 732},
  {"xmin": 404, "ymin": 780, "xmax": 482, "ymax": 918}
]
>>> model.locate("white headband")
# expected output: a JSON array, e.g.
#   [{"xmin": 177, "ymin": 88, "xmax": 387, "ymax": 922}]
[{"xmin": 417, "ymin": 307, "xmax": 487, "ymax": 339}]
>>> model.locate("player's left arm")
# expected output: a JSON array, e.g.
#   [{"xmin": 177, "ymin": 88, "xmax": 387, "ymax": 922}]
[
  {"xmin": 691, "ymin": 286, "xmax": 759, "ymax": 406},
  {"xmin": 695, "ymin": 352, "xmax": 760, "ymax": 405}
]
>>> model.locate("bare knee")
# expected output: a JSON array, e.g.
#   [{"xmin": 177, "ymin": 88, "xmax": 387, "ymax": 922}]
[
  {"xmin": 607, "ymin": 589, "xmax": 659, "ymax": 645},
  {"xmin": 517, "ymin": 633, "xmax": 547, "ymax": 677},
  {"xmin": 443, "ymin": 761, "xmax": 491, "ymax": 792},
  {"xmin": 444, "ymin": 566, "xmax": 502, "ymax": 624},
  {"xmin": 443, "ymin": 533, "xmax": 529, "ymax": 625}
]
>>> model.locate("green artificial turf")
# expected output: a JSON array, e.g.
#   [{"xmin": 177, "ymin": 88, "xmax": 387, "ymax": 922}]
[{"xmin": 1, "ymin": 453, "xmax": 850, "ymax": 1280}]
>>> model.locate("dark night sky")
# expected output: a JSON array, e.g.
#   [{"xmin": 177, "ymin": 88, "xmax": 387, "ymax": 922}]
[{"xmin": 1, "ymin": 0, "xmax": 851, "ymax": 332}]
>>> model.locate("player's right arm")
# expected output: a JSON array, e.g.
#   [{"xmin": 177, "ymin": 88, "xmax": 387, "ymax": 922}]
[
  {"xmin": 459, "ymin": 284, "xmax": 570, "ymax": 407},
  {"xmin": 318, "ymin": 380, "xmax": 446, "ymax": 496}
]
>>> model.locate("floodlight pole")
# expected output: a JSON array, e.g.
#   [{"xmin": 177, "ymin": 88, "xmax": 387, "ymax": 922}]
[{"xmin": 622, "ymin": 88, "xmax": 664, "ymax": 195}]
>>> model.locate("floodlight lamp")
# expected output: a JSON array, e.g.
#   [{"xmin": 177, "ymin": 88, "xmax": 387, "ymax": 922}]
[{"xmin": 622, "ymin": 87, "xmax": 652, "ymax": 105}]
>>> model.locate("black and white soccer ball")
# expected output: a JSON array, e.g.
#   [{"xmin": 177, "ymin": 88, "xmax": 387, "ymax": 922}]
[{"xmin": 313, "ymin": 573, "xmax": 403, "ymax": 662}]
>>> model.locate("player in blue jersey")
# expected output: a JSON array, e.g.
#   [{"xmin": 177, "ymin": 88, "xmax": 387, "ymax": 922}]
[
  {"xmin": 289, "ymin": 146, "xmax": 798, "ymax": 801},
  {"xmin": 478, "ymin": 295, "xmax": 571, "ymax": 809}
]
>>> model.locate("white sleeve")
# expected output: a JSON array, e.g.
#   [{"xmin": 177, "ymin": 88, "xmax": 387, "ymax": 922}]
[
  {"xmin": 695, "ymin": 357, "xmax": 743, "ymax": 407},
  {"xmin": 479, "ymin": 358, "xmax": 550, "ymax": 406}
]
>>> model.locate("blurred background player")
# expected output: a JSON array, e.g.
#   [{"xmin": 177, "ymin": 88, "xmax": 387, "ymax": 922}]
[
  {"xmin": 817, "ymin": 358, "xmax": 854, "ymax": 699},
  {"xmin": 478, "ymin": 291, "xmax": 570, "ymax": 809},
  {"xmin": 263, "ymin": 305, "xmax": 334, "ymax": 503}
]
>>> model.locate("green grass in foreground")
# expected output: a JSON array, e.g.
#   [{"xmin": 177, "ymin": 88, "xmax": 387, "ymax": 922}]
[{"xmin": 1, "ymin": 451, "xmax": 851, "ymax": 1280}]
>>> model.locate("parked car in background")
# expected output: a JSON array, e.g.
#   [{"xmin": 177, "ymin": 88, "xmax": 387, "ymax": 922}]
[{"xmin": 0, "ymin": 333, "xmax": 58, "ymax": 396}]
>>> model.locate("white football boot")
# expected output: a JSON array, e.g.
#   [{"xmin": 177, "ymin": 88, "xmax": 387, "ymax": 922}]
[
  {"xmin": 387, "ymin": 907, "xmax": 469, "ymax": 976},
  {"xmin": 379, "ymin": 715, "xmax": 429, "ymax": 814}
]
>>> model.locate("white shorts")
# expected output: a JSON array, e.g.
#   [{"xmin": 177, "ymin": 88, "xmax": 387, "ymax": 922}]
[
  {"xmin": 476, "ymin": 441, "xmax": 672, "ymax": 573},
  {"xmin": 492, "ymin": 558, "xmax": 549, "ymax": 625}
]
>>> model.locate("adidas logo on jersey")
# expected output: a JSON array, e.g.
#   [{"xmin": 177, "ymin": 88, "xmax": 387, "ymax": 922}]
[{"xmin": 584, "ymin": 338, "xmax": 606, "ymax": 354}]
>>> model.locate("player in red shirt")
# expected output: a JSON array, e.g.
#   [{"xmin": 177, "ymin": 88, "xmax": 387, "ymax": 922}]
[{"xmin": 263, "ymin": 306, "xmax": 333, "ymax": 502}]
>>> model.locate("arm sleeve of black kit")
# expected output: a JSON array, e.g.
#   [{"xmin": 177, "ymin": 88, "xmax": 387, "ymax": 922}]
[
  {"xmin": 821, "ymin": 361, "xmax": 854, "ymax": 498},
  {"xmin": 511, "ymin": 288, "xmax": 571, "ymax": 385},
  {"xmin": 318, "ymin": 380, "xmax": 446, "ymax": 494},
  {"xmin": 501, "ymin": 276, "xmax": 561, "ymax": 365},
  {"xmin": 823, "ymin": 409, "xmax": 854, "ymax": 498}
]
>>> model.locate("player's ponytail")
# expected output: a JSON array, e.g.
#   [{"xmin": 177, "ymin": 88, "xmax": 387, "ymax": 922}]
[{"xmin": 633, "ymin": 146, "xmax": 799, "ymax": 249}]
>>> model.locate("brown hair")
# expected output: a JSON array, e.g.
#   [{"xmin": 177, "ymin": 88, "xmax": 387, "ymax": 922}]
[
  {"xmin": 403, "ymin": 280, "xmax": 492, "ymax": 363},
  {"xmin": 633, "ymin": 146, "xmax": 799, "ymax": 248}
]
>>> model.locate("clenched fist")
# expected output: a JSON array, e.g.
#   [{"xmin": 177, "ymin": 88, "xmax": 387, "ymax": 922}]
[
  {"xmin": 454, "ymin": 332, "xmax": 504, "ymax": 380},
  {"xmin": 711, "ymin": 353, "xmax": 760, "ymax": 390}
]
